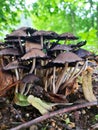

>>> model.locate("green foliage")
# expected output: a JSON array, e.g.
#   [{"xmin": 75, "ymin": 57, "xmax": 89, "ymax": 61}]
[
  {"xmin": 0, "ymin": 0, "xmax": 27, "ymax": 40},
  {"xmin": 15, "ymin": 93, "xmax": 30, "ymax": 106},
  {"xmin": 30, "ymin": 0, "xmax": 98, "ymax": 52},
  {"xmin": 0, "ymin": 0, "xmax": 98, "ymax": 51}
]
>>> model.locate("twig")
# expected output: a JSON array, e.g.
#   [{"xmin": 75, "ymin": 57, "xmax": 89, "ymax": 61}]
[{"xmin": 10, "ymin": 101, "xmax": 97, "ymax": 130}]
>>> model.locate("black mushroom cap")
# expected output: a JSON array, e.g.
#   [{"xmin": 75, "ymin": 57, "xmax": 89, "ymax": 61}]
[
  {"xmin": 57, "ymin": 32, "xmax": 79, "ymax": 40},
  {"xmin": 53, "ymin": 52, "xmax": 83, "ymax": 64},
  {"xmin": 70, "ymin": 40, "xmax": 87, "ymax": 49},
  {"xmin": 42, "ymin": 62, "xmax": 64, "ymax": 69},
  {"xmin": 73, "ymin": 48, "xmax": 93, "ymax": 59}
]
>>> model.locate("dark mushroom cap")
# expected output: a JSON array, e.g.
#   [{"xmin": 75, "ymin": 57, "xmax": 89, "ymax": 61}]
[
  {"xmin": 53, "ymin": 52, "xmax": 82, "ymax": 64},
  {"xmin": 3, "ymin": 60, "xmax": 29, "ymax": 70},
  {"xmin": 50, "ymin": 44, "xmax": 72, "ymax": 51},
  {"xmin": 22, "ymin": 73, "xmax": 40, "ymax": 84},
  {"xmin": 4, "ymin": 39, "xmax": 24, "ymax": 44},
  {"xmin": 42, "ymin": 62, "xmax": 64, "ymax": 69},
  {"xmin": 21, "ymin": 49, "xmax": 46, "ymax": 60},
  {"xmin": 0, "ymin": 48, "xmax": 22, "ymax": 56},
  {"xmin": 6, "ymin": 27, "xmax": 28, "ymax": 39},
  {"xmin": 70, "ymin": 40, "xmax": 87, "ymax": 49},
  {"xmin": 57, "ymin": 32, "xmax": 79, "ymax": 40},
  {"xmin": 73, "ymin": 48, "xmax": 93, "ymax": 59},
  {"xmin": 25, "ymin": 41, "xmax": 42, "ymax": 53},
  {"xmin": 32, "ymin": 30, "xmax": 58, "ymax": 39}
]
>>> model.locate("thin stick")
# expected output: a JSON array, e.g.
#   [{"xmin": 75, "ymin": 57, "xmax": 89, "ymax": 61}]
[{"xmin": 10, "ymin": 101, "xmax": 97, "ymax": 130}]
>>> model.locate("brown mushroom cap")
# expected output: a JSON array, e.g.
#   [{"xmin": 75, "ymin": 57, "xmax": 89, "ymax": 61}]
[
  {"xmin": 50, "ymin": 44, "xmax": 72, "ymax": 51},
  {"xmin": 6, "ymin": 29, "xmax": 27, "ymax": 39},
  {"xmin": 53, "ymin": 52, "xmax": 82, "ymax": 64},
  {"xmin": 25, "ymin": 41, "xmax": 42, "ymax": 53},
  {"xmin": 3, "ymin": 60, "xmax": 29, "ymax": 70},
  {"xmin": 57, "ymin": 32, "xmax": 79, "ymax": 40},
  {"xmin": 22, "ymin": 73, "xmax": 40, "ymax": 84},
  {"xmin": 32, "ymin": 30, "xmax": 58, "ymax": 39},
  {"xmin": 21, "ymin": 49, "xmax": 46, "ymax": 60},
  {"xmin": 0, "ymin": 48, "xmax": 22, "ymax": 56}
]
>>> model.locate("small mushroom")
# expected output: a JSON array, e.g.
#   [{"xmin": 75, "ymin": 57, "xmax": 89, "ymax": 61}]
[
  {"xmin": 32, "ymin": 30, "xmax": 58, "ymax": 48},
  {"xmin": 57, "ymin": 32, "xmax": 78, "ymax": 43},
  {"xmin": 53, "ymin": 52, "xmax": 83, "ymax": 93},
  {"xmin": 50, "ymin": 44, "xmax": 72, "ymax": 57},
  {"xmin": 21, "ymin": 73, "xmax": 40, "ymax": 95},
  {"xmin": 50, "ymin": 44, "xmax": 72, "ymax": 52},
  {"xmin": 5, "ymin": 27, "xmax": 29, "ymax": 54},
  {"xmin": 21, "ymin": 49, "xmax": 46, "ymax": 73}
]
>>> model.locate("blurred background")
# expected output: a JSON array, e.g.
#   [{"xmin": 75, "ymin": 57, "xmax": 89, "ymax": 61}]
[{"xmin": 0, "ymin": 0, "xmax": 98, "ymax": 53}]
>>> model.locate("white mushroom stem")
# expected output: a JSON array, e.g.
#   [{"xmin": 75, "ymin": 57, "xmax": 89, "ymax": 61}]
[
  {"xmin": 53, "ymin": 66, "xmax": 56, "ymax": 93},
  {"xmin": 71, "ymin": 60, "xmax": 88, "ymax": 80},
  {"xmin": 12, "ymin": 57, "xmax": 20, "ymax": 93},
  {"xmin": 24, "ymin": 84, "xmax": 32, "ymax": 95},
  {"xmin": 45, "ymin": 69, "xmax": 49, "ymax": 91},
  {"xmin": 55, "ymin": 63, "xmax": 68, "ymax": 93},
  {"xmin": 29, "ymin": 58, "xmax": 36, "ymax": 73},
  {"xmin": 18, "ymin": 37, "xmax": 24, "ymax": 54},
  {"xmin": 61, "ymin": 60, "xmax": 88, "ymax": 90},
  {"xmin": 69, "ymin": 62, "xmax": 79, "ymax": 79},
  {"xmin": 63, "ymin": 67, "xmax": 74, "ymax": 83},
  {"xmin": 15, "ymin": 68, "xmax": 19, "ymax": 93},
  {"xmin": 40, "ymin": 35, "xmax": 44, "ymax": 48}
]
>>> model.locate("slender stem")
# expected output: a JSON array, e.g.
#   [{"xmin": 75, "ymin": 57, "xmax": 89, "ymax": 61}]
[
  {"xmin": 15, "ymin": 68, "xmax": 19, "ymax": 93},
  {"xmin": 29, "ymin": 58, "xmax": 36, "ymax": 73},
  {"xmin": 20, "ymin": 83, "xmax": 26, "ymax": 94},
  {"xmin": 24, "ymin": 84, "xmax": 32, "ymax": 95},
  {"xmin": 55, "ymin": 63, "xmax": 68, "ymax": 93},
  {"xmin": 40, "ymin": 36, "xmax": 43, "ymax": 48},
  {"xmin": 18, "ymin": 37, "xmax": 24, "ymax": 54},
  {"xmin": 45, "ymin": 69, "xmax": 49, "ymax": 91},
  {"xmin": 53, "ymin": 66, "xmax": 56, "ymax": 93},
  {"xmin": 69, "ymin": 62, "xmax": 79, "ymax": 79},
  {"xmin": 61, "ymin": 60, "xmax": 88, "ymax": 90}
]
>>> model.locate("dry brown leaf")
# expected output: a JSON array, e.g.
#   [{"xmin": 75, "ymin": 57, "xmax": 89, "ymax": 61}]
[
  {"xmin": 82, "ymin": 67, "xmax": 97, "ymax": 102},
  {"xmin": 0, "ymin": 68, "xmax": 16, "ymax": 96}
]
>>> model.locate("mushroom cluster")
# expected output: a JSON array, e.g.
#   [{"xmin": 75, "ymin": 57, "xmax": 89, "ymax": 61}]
[{"xmin": 0, "ymin": 27, "xmax": 97, "ymax": 103}]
